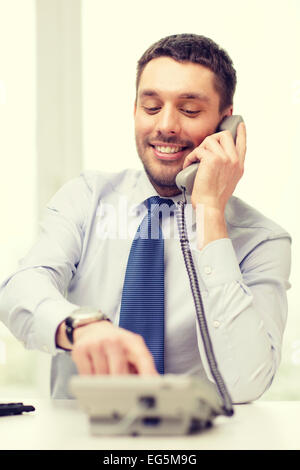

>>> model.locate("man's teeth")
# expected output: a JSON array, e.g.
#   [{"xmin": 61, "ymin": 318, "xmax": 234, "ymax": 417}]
[{"xmin": 155, "ymin": 145, "xmax": 183, "ymax": 154}]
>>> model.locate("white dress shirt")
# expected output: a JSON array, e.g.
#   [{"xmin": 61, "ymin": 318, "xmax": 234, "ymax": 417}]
[{"xmin": 0, "ymin": 169, "xmax": 291, "ymax": 402}]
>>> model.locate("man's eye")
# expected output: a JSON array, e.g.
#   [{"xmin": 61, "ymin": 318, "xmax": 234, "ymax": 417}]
[
  {"xmin": 181, "ymin": 109, "xmax": 200, "ymax": 116},
  {"xmin": 143, "ymin": 106, "xmax": 161, "ymax": 114}
]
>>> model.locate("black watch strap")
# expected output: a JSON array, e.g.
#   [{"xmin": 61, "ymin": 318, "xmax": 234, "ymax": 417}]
[
  {"xmin": 65, "ymin": 310, "xmax": 111, "ymax": 345},
  {"xmin": 65, "ymin": 317, "xmax": 76, "ymax": 345}
]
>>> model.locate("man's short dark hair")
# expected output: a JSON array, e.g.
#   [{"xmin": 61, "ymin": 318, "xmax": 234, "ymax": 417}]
[{"xmin": 136, "ymin": 33, "xmax": 237, "ymax": 113}]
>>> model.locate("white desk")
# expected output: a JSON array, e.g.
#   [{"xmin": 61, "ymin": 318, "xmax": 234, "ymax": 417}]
[{"xmin": 0, "ymin": 399, "xmax": 299, "ymax": 450}]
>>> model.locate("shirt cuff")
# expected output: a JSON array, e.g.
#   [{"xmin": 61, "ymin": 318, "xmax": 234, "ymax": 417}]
[
  {"xmin": 192, "ymin": 238, "xmax": 243, "ymax": 289},
  {"xmin": 33, "ymin": 299, "xmax": 80, "ymax": 355}
]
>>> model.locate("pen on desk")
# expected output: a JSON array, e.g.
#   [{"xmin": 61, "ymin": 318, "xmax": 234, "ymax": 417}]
[{"xmin": 0, "ymin": 402, "xmax": 35, "ymax": 416}]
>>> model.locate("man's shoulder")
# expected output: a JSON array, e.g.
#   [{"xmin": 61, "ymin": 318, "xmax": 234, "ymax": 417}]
[
  {"xmin": 226, "ymin": 196, "xmax": 291, "ymax": 258},
  {"xmin": 79, "ymin": 168, "xmax": 142, "ymax": 195},
  {"xmin": 45, "ymin": 169, "xmax": 143, "ymax": 219}
]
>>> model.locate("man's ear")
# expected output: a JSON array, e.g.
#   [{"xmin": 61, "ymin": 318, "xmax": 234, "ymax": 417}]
[
  {"xmin": 133, "ymin": 101, "xmax": 137, "ymax": 117},
  {"xmin": 222, "ymin": 105, "xmax": 233, "ymax": 119},
  {"xmin": 216, "ymin": 106, "xmax": 234, "ymax": 132}
]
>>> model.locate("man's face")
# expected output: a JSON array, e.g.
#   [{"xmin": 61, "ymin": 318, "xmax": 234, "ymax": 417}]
[{"xmin": 134, "ymin": 57, "xmax": 231, "ymax": 196}]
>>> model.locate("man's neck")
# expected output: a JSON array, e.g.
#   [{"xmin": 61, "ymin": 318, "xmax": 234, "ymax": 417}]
[{"xmin": 146, "ymin": 176, "xmax": 182, "ymax": 198}]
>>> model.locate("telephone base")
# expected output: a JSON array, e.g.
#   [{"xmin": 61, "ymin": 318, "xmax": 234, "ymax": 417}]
[
  {"xmin": 89, "ymin": 414, "xmax": 213, "ymax": 436},
  {"xmin": 69, "ymin": 374, "xmax": 227, "ymax": 436}
]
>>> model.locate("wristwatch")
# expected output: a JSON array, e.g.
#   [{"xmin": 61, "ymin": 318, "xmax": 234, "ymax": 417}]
[{"xmin": 65, "ymin": 307, "xmax": 111, "ymax": 344}]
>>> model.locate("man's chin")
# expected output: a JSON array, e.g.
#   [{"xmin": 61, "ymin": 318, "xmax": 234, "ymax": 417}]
[{"xmin": 143, "ymin": 165, "xmax": 181, "ymax": 194}]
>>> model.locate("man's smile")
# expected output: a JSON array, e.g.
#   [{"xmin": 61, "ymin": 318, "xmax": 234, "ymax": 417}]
[{"xmin": 148, "ymin": 142, "xmax": 191, "ymax": 161}]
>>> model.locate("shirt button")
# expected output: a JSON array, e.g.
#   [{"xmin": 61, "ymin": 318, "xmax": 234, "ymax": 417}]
[
  {"xmin": 204, "ymin": 265, "xmax": 212, "ymax": 275},
  {"xmin": 213, "ymin": 321, "xmax": 220, "ymax": 328}
]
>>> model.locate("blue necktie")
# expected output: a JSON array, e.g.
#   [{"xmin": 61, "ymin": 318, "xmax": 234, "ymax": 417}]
[{"xmin": 119, "ymin": 196, "xmax": 174, "ymax": 374}]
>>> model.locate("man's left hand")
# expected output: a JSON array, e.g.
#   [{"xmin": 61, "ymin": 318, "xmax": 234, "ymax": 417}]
[{"xmin": 183, "ymin": 121, "xmax": 247, "ymax": 212}]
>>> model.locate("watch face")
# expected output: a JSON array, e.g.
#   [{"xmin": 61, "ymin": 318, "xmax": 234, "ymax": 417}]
[{"xmin": 71, "ymin": 308, "xmax": 105, "ymax": 328}]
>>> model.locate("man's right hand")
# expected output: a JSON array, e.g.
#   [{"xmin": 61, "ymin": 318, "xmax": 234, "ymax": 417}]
[{"xmin": 56, "ymin": 320, "xmax": 159, "ymax": 376}]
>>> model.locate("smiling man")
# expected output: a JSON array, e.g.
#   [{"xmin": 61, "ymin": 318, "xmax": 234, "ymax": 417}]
[
  {"xmin": 0, "ymin": 34, "xmax": 291, "ymax": 402},
  {"xmin": 135, "ymin": 58, "xmax": 224, "ymax": 193},
  {"xmin": 134, "ymin": 52, "xmax": 246, "ymax": 248}
]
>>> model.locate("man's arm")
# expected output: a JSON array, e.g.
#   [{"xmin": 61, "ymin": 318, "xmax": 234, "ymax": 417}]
[
  {"xmin": 0, "ymin": 175, "xmax": 157, "ymax": 376},
  {"xmin": 192, "ymin": 235, "xmax": 291, "ymax": 404},
  {"xmin": 183, "ymin": 122, "xmax": 291, "ymax": 403}
]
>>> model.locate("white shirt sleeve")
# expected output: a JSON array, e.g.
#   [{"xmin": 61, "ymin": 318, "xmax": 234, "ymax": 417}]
[
  {"xmin": 192, "ymin": 236, "xmax": 291, "ymax": 403},
  {"xmin": 0, "ymin": 175, "xmax": 91, "ymax": 355}
]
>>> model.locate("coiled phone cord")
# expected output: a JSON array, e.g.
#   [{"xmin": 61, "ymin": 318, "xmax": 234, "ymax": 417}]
[{"xmin": 175, "ymin": 196, "xmax": 234, "ymax": 417}]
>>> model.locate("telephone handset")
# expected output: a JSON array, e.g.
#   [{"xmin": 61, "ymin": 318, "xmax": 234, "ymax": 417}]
[{"xmin": 175, "ymin": 115, "xmax": 244, "ymax": 195}]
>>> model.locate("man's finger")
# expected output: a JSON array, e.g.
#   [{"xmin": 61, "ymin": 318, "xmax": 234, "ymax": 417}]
[
  {"xmin": 72, "ymin": 349, "xmax": 94, "ymax": 375},
  {"xmin": 123, "ymin": 333, "xmax": 159, "ymax": 375},
  {"xmin": 182, "ymin": 148, "xmax": 202, "ymax": 169},
  {"xmin": 215, "ymin": 129, "xmax": 238, "ymax": 162},
  {"xmin": 202, "ymin": 133, "xmax": 230, "ymax": 161},
  {"xmin": 104, "ymin": 339, "xmax": 130, "ymax": 375},
  {"xmin": 89, "ymin": 346, "xmax": 109, "ymax": 374},
  {"xmin": 235, "ymin": 121, "xmax": 247, "ymax": 164}
]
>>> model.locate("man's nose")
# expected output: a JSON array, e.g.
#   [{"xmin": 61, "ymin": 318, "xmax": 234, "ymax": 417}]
[{"xmin": 156, "ymin": 105, "xmax": 181, "ymax": 135}]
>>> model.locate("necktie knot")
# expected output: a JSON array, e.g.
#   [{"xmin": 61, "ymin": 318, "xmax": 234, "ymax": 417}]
[
  {"xmin": 147, "ymin": 197, "xmax": 176, "ymax": 221},
  {"xmin": 147, "ymin": 196, "xmax": 175, "ymax": 210},
  {"xmin": 137, "ymin": 197, "xmax": 175, "ymax": 240}
]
